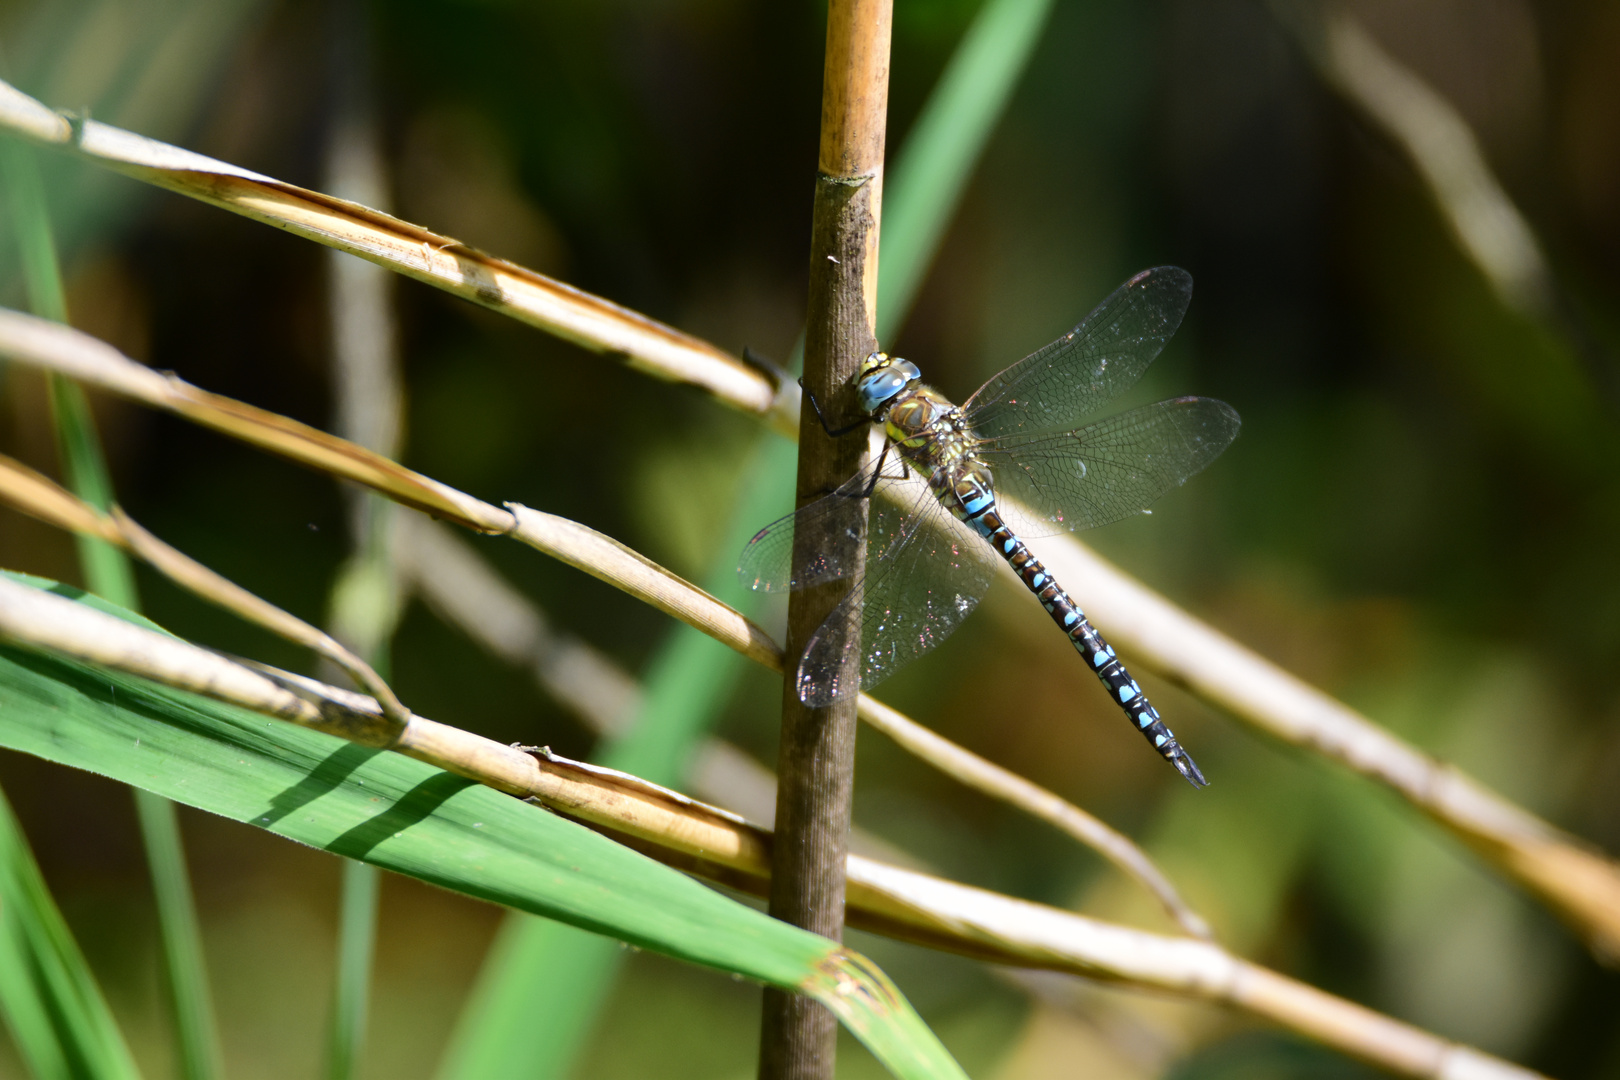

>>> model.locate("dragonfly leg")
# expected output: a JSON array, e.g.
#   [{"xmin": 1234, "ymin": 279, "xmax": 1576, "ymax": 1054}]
[
  {"xmin": 799, "ymin": 377, "xmax": 872, "ymax": 438},
  {"xmin": 847, "ymin": 438, "xmax": 910, "ymax": 498}
]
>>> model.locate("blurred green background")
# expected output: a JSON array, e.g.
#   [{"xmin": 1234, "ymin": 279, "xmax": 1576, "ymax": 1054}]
[{"xmin": 0, "ymin": 0, "xmax": 1617, "ymax": 1077}]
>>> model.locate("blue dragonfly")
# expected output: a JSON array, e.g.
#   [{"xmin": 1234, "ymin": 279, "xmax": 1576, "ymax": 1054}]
[{"xmin": 739, "ymin": 267, "xmax": 1239, "ymax": 786}]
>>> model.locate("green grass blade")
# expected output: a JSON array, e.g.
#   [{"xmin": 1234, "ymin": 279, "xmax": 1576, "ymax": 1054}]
[
  {"xmin": 131, "ymin": 792, "xmax": 222, "ymax": 1080},
  {"xmin": 0, "ymin": 575, "xmax": 966, "ymax": 1080},
  {"xmin": 3, "ymin": 138, "xmax": 222, "ymax": 1080},
  {"xmin": 0, "ymin": 140, "xmax": 69, "ymax": 325},
  {"xmin": 325, "ymin": 860, "xmax": 380, "ymax": 1080},
  {"xmin": 434, "ymin": 918, "xmax": 626, "ymax": 1080},
  {"xmin": 877, "ymin": 0, "xmax": 1054, "ymax": 342},
  {"xmin": 41, "ymin": 374, "xmax": 140, "ymax": 608},
  {"xmin": 0, "ymin": 139, "xmax": 138, "ymax": 606},
  {"xmin": 323, "ymin": 508, "xmax": 404, "ymax": 1080},
  {"xmin": 0, "ymin": 783, "xmax": 145, "ymax": 1080}
]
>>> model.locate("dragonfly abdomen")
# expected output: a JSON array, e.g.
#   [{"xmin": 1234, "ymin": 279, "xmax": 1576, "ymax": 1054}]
[{"xmin": 966, "ymin": 497, "xmax": 1209, "ymax": 789}]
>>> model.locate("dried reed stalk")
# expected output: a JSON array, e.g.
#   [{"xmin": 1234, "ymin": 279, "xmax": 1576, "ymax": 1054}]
[
  {"xmin": 0, "ymin": 578, "xmax": 1545, "ymax": 1080},
  {"xmin": 0, "ymin": 80, "xmax": 796, "ymax": 437}
]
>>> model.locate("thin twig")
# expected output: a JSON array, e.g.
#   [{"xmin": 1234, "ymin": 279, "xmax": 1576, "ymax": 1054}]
[
  {"xmin": 855, "ymin": 696, "xmax": 1212, "ymax": 940},
  {"xmin": 0, "ymin": 578, "xmax": 1546, "ymax": 1080}
]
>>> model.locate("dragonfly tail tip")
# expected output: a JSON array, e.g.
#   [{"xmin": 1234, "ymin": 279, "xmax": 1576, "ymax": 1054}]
[{"xmin": 1173, "ymin": 752, "xmax": 1209, "ymax": 790}]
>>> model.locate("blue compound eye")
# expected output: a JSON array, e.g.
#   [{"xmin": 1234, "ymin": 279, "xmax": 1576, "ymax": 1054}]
[{"xmin": 857, "ymin": 359, "xmax": 918, "ymax": 413}]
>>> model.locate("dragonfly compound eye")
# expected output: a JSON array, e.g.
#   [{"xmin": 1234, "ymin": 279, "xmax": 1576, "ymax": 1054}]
[{"xmin": 856, "ymin": 356, "xmax": 920, "ymax": 414}]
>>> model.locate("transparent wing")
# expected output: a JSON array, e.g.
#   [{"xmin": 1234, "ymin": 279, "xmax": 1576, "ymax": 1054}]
[
  {"xmin": 964, "ymin": 266, "xmax": 1193, "ymax": 440},
  {"xmin": 736, "ymin": 457, "xmax": 887, "ymax": 593},
  {"xmin": 982, "ymin": 397, "xmax": 1241, "ymax": 539},
  {"xmin": 795, "ymin": 480, "xmax": 997, "ymax": 706}
]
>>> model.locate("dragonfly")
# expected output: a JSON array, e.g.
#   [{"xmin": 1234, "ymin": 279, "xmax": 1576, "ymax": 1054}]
[{"xmin": 738, "ymin": 267, "xmax": 1239, "ymax": 787}]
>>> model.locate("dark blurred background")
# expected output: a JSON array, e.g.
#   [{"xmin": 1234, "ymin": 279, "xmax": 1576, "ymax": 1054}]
[{"xmin": 0, "ymin": 0, "xmax": 1617, "ymax": 1077}]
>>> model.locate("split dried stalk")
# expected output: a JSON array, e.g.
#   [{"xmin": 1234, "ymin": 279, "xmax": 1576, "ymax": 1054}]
[
  {"xmin": 0, "ymin": 578, "xmax": 1545, "ymax": 1080},
  {"xmin": 0, "ymin": 311, "xmax": 503, "ymax": 532},
  {"xmin": 0, "ymin": 79, "xmax": 795, "ymax": 437}
]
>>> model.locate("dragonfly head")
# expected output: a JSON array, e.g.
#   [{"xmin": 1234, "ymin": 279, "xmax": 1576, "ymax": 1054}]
[{"xmin": 855, "ymin": 352, "xmax": 921, "ymax": 415}]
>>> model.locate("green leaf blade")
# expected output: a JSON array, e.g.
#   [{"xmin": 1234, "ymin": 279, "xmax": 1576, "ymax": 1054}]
[
  {"xmin": 0, "ymin": 580, "xmax": 967, "ymax": 1078},
  {"xmin": 0, "ymin": 785, "xmax": 145, "ymax": 1080}
]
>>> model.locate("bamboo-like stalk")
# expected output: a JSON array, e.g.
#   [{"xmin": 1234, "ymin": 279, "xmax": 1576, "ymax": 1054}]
[
  {"xmin": 0, "ymin": 578, "xmax": 1546, "ymax": 1080},
  {"xmin": 763, "ymin": 5, "xmax": 893, "ymax": 1075},
  {"xmin": 3, "ymin": 307, "xmax": 1618, "ymax": 964},
  {"xmin": 0, "ymin": 90, "xmax": 1608, "ymax": 954}
]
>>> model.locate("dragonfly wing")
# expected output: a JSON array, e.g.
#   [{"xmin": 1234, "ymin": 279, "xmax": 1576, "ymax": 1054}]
[
  {"xmin": 964, "ymin": 267, "xmax": 1193, "ymax": 440},
  {"xmin": 982, "ymin": 396, "xmax": 1240, "ymax": 538},
  {"xmin": 796, "ymin": 479, "xmax": 997, "ymax": 706},
  {"xmin": 736, "ymin": 457, "xmax": 887, "ymax": 592}
]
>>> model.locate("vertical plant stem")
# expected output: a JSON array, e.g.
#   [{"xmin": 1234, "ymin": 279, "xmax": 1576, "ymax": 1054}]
[
  {"xmin": 0, "ymin": 786, "xmax": 143, "ymax": 1080},
  {"xmin": 326, "ymin": 859, "xmax": 380, "ymax": 1080},
  {"xmin": 2, "ymin": 137, "xmax": 224, "ymax": 1080},
  {"xmin": 321, "ymin": 10, "xmax": 402, "ymax": 1076},
  {"xmin": 760, "ymin": 3, "xmax": 892, "ymax": 1078},
  {"xmin": 133, "ymin": 795, "xmax": 222, "ymax": 1080}
]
